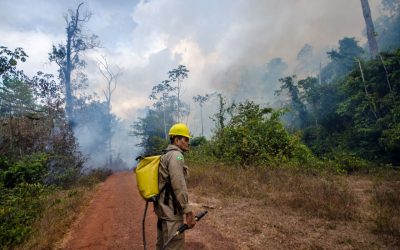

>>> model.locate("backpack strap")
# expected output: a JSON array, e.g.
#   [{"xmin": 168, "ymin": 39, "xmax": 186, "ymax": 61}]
[
  {"xmin": 158, "ymin": 147, "xmax": 183, "ymax": 215},
  {"xmin": 162, "ymin": 182, "xmax": 180, "ymax": 214}
]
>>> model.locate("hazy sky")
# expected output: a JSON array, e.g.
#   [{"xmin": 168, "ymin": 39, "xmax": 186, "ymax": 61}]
[{"xmin": 0, "ymin": 0, "xmax": 381, "ymax": 135}]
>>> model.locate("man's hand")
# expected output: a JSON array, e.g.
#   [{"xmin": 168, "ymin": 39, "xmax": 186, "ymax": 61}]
[{"xmin": 185, "ymin": 211, "xmax": 196, "ymax": 229}]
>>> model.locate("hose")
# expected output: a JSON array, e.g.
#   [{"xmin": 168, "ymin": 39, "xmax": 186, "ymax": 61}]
[{"xmin": 142, "ymin": 200, "xmax": 149, "ymax": 250}]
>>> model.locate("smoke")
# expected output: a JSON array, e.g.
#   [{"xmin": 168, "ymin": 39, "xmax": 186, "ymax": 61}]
[
  {"xmin": 0, "ymin": 0, "xmax": 384, "ymax": 149},
  {"xmin": 72, "ymin": 101, "xmax": 140, "ymax": 171},
  {"xmin": 125, "ymin": 0, "xmax": 382, "ymax": 137}
]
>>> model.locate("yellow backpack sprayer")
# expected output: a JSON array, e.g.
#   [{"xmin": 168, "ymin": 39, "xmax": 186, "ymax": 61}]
[{"xmin": 135, "ymin": 152, "xmax": 208, "ymax": 250}]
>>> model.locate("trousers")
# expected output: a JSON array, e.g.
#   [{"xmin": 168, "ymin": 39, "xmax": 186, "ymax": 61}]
[{"xmin": 156, "ymin": 218, "xmax": 185, "ymax": 250}]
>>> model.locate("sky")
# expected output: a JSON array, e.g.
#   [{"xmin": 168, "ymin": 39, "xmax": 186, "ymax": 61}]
[{"xmin": 0, "ymin": 0, "xmax": 382, "ymax": 137}]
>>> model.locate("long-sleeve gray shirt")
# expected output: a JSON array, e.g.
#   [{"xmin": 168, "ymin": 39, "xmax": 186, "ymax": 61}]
[{"xmin": 154, "ymin": 144, "xmax": 191, "ymax": 221}]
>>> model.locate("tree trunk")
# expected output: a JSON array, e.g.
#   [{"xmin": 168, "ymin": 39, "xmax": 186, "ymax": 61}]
[
  {"xmin": 356, "ymin": 58, "xmax": 378, "ymax": 119},
  {"xmin": 318, "ymin": 62, "xmax": 322, "ymax": 85},
  {"xmin": 200, "ymin": 104, "xmax": 204, "ymax": 137},
  {"xmin": 163, "ymin": 104, "xmax": 167, "ymax": 140},
  {"xmin": 360, "ymin": 0, "xmax": 379, "ymax": 58},
  {"xmin": 177, "ymin": 79, "xmax": 181, "ymax": 122},
  {"xmin": 65, "ymin": 29, "xmax": 74, "ymax": 126}
]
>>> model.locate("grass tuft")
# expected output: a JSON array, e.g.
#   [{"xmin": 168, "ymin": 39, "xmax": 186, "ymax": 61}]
[
  {"xmin": 283, "ymin": 176, "xmax": 356, "ymax": 220},
  {"xmin": 371, "ymin": 179, "xmax": 400, "ymax": 240}
]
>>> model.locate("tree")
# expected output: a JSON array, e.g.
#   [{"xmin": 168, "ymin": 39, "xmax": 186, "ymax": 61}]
[
  {"xmin": 149, "ymin": 80, "xmax": 177, "ymax": 139},
  {"xmin": 262, "ymin": 58, "xmax": 288, "ymax": 95},
  {"xmin": 0, "ymin": 47, "xmax": 83, "ymax": 172},
  {"xmin": 0, "ymin": 46, "xmax": 27, "ymax": 80},
  {"xmin": 193, "ymin": 94, "xmax": 210, "ymax": 137},
  {"xmin": 130, "ymin": 107, "xmax": 170, "ymax": 154},
  {"xmin": 295, "ymin": 44, "xmax": 318, "ymax": 76},
  {"xmin": 98, "ymin": 56, "xmax": 121, "ymax": 167},
  {"xmin": 48, "ymin": 3, "xmax": 99, "ymax": 127},
  {"xmin": 0, "ymin": 47, "xmax": 33, "ymax": 117},
  {"xmin": 360, "ymin": 0, "xmax": 379, "ymax": 58},
  {"xmin": 276, "ymin": 76, "xmax": 308, "ymax": 128},
  {"xmin": 212, "ymin": 93, "xmax": 227, "ymax": 130},
  {"xmin": 298, "ymin": 77, "xmax": 320, "ymax": 126},
  {"xmin": 321, "ymin": 37, "xmax": 364, "ymax": 83},
  {"xmin": 374, "ymin": 0, "xmax": 400, "ymax": 52},
  {"xmin": 168, "ymin": 65, "xmax": 189, "ymax": 121},
  {"xmin": 0, "ymin": 78, "xmax": 36, "ymax": 117},
  {"xmin": 30, "ymin": 71, "xmax": 63, "ymax": 113},
  {"xmin": 337, "ymin": 49, "xmax": 400, "ymax": 164}
]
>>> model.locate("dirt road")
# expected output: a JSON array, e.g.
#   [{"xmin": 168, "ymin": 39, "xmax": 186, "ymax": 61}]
[{"xmin": 61, "ymin": 172, "xmax": 234, "ymax": 250}]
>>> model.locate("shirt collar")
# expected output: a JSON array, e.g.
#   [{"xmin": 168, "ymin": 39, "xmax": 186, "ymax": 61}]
[{"xmin": 166, "ymin": 144, "xmax": 183, "ymax": 153}]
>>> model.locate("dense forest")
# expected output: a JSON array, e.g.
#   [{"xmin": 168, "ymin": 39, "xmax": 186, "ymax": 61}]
[
  {"xmin": 133, "ymin": 0, "xmax": 400, "ymax": 171},
  {"xmin": 1, "ymin": 0, "xmax": 400, "ymax": 248}
]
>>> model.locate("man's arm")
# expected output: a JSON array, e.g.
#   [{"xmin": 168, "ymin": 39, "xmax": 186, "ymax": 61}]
[{"xmin": 168, "ymin": 152, "xmax": 191, "ymax": 214}]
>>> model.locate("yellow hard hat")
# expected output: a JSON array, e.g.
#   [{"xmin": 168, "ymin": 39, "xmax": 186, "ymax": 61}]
[{"xmin": 168, "ymin": 123, "xmax": 191, "ymax": 138}]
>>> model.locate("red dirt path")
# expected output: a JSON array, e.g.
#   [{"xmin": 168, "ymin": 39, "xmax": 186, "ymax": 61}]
[{"xmin": 61, "ymin": 172, "xmax": 234, "ymax": 250}]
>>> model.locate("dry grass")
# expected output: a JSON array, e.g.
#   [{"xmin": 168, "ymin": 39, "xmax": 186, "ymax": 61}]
[
  {"xmin": 189, "ymin": 165, "xmax": 357, "ymax": 220},
  {"xmin": 277, "ymin": 174, "xmax": 357, "ymax": 220},
  {"xmin": 371, "ymin": 179, "xmax": 400, "ymax": 243},
  {"xmin": 188, "ymin": 164, "xmax": 400, "ymax": 249},
  {"xmin": 14, "ymin": 178, "xmax": 105, "ymax": 249}
]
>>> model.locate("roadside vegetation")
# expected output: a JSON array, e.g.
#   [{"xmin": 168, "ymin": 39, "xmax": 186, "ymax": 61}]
[
  {"xmin": 0, "ymin": 152, "xmax": 112, "ymax": 249},
  {"xmin": 0, "ymin": 14, "xmax": 113, "ymax": 249},
  {"xmin": 0, "ymin": 151, "xmax": 112, "ymax": 249}
]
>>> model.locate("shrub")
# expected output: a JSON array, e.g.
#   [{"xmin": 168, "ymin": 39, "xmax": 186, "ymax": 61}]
[
  {"xmin": 78, "ymin": 168, "xmax": 113, "ymax": 186},
  {"xmin": 211, "ymin": 101, "xmax": 314, "ymax": 165},
  {"xmin": 186, "ymin": 141, "xmax": 217, "ymax": 166},
  {"xmin": 190, "ymin": 136, "xmax": 207, "ymax": 147},
  {"xmin": 0, "ymin": 154, "xmax": 110, "ymax": 249},
  {"xmin": 0, "ymin": 153, "xmax": 48, "ymax": 188},
  {"xmin": 325, "ymin": 152, "xmax": 373, "ymax": 174},
  {"xmin": 0, "ymin": 183, "xmax": 48, "ymax": 248},
  {"xmin": 43, "ymin": 152, "xmax": 86, "ymax": 188}
]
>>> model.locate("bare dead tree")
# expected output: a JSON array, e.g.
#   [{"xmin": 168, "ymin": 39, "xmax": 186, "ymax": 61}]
[
  {"xmin": 168, "ymin": 65, "xmax": 189, "ymax": 122},
  {"xmin": 49, "ymin": 2, "xmax": 99, "ymax": 127},
  {"xmin": 193, "ymin": 94, "xmax": 210, "ymax": 137},
  {"xmin": 98, "ymin": 56, "xmax": 121, "ymax": 168},
  {"xmin": 98, "ymin": 56, "xmax": 121, "ymax": 113}
]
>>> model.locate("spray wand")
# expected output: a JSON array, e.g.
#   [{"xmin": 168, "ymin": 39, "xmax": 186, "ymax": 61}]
[{"xmin": 161, "ymin": 210, "xmax": 208, "ymax": 250}]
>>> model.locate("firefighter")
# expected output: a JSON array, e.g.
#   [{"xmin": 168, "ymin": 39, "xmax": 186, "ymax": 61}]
[{"xmin": 155, "ymin": 123, "xmax": 196, "ymax": 250}]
